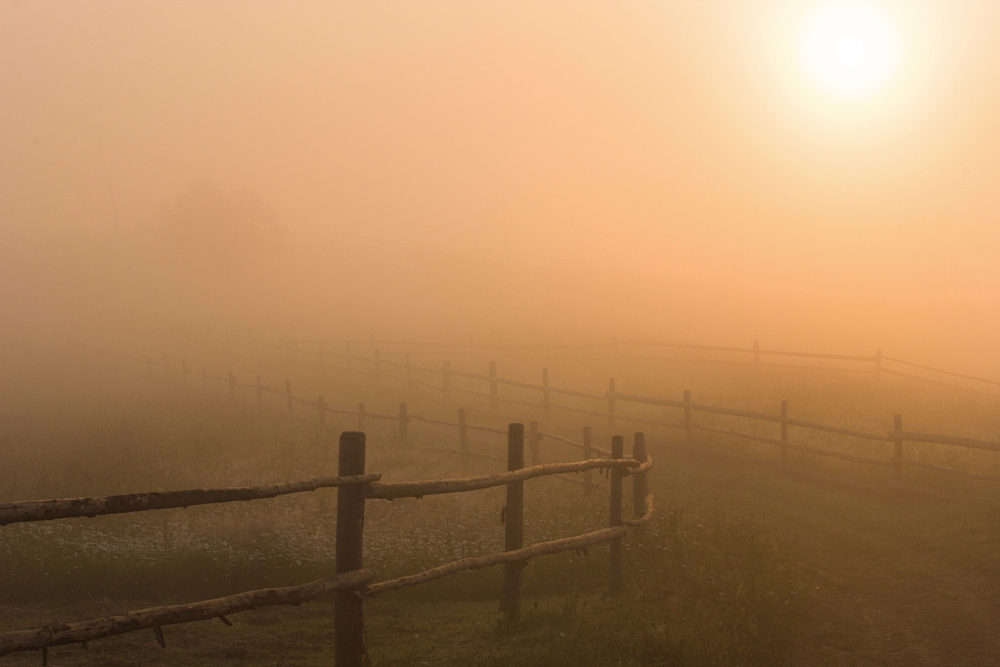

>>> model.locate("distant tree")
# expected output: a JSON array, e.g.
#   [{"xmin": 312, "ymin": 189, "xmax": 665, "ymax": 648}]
[{"xmin": 159, "ymin": 180, "xmax": 286, "ymax": 271}]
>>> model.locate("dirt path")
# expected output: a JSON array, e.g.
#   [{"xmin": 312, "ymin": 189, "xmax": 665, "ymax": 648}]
[{"xmin": 657, "ymin": 444, "xmax": 1000, "ymax": 666}]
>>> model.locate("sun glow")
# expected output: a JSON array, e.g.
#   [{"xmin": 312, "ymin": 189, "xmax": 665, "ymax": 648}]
[{"xmin": 799, "ymin": 3, "xmax": 902, "ymax": 98}]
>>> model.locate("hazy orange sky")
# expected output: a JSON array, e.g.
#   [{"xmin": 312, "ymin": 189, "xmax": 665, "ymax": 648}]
[{"xmin": 3, "ymin": 2, "xmax": 1000, "ymax": 364}]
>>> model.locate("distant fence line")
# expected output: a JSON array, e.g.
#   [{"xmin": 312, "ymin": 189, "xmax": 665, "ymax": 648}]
[
  {"xmin": 0, "ymin": 427, "xmax": 653, "ymax": 665},
  {"xmin": 127, "ymin": 339, "xmax": 1000, "ymax": 494},
  {"xmin": 263, "ymin": 333, "xmax": 1000, "ymax": 392}
]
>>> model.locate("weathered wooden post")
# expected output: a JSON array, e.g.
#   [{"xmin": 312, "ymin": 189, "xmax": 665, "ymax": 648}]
[
  {"xmin": 683, "ymin": 390, "xmax": 692, "ymax": 445},
  {"xmin": 335, "ymin": 431, "xmax": 366, "ymax": 667},
  {"xmin": 541, "ymin": 368, "xmax": 550, "ymax": 420},
  {"xmin": 875, "ymin": 349, "xmax": 882, "ymax": 381},
  {"xmin": 489, "ymin": 361, "xmax": 498, "ymax": 410},
  {"xmin": 358, "ymin": 403, "xmax": 366, "ymax": 431},
  {"xmin": 780, "ymin": 400, "xmax": 788, "ymax": 462},
  {"xmin": 528, "ymin": 421, "xmax": 541, "ymax": 465},
  {"xmin": 256, "ymin": 375, "xmax": 262, "ymax": 408},
  {"xmin": 632, "ymin": 432, "xmax": 648, "ymax": 521},
  {"xmin": 181, "ymin": 359, "xmax": 188, "ymax": 388},
  {"xmin": 406, "ymin": 354, "xmax": 414, "ymax": 391},
  {"xmin": 609, "ymin": 435, "xmax": 624, "ymax": 595},
  {"xmin": 317, "ymin": 396, "xmax": 327, "ymax": 428},
  {"xmin": 500, "ymin": 423, "xmax": 525, "ymax": 625},
  {"xmin": 607, "ymin": 378, "xmax": 616, "ymax": 428},
  {"xmin": 442, "ymin": 361, "xmax": 452, "ymax": 401},
  {"xmin": 893, "ymin": 414, "xmax": 903, "ymax": 483},
  {"xmin": 398, "ymin": 402, "xmax": 409, "ymax": 447},
  {"xmin": 583, "ymin": 426, "xmax": 593, "ymax": 496},
  {"xmin": 228, "ymin": 371, "xmax": 235, "ymax": 398},
  {"xmin": 285, "ymin": 379, "xmax": 293, "ymax": 417},
  {"xmin": 753, "ymin": 339, "xmax": 760, "ymax": 366},
  {"xmin": 458, "ymin": 408, "xmax": 469, "ymax": 459}
]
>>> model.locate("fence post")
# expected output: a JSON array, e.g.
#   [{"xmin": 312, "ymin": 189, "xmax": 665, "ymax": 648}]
[
  {"xmin": 893, "ymin": 414, "xmax": 903, "ymax": 483},
  {"xmin": 442, "ymin": 361, "xmax": 451, "ymax": 401},
  {"xmin": 753, "ymin": 339, "xmax": 760, "ymax": 366},
  {"xmin": 780, "ymin": 400, "xmax": 788, "ymax": 462},
  {"xmin": 500, "ymin": 423, "xmax": 525, "ymax": 625},
  {"xmin": 285, "ymin": 379, "xmax": 293, "ymax": 417},
  {"xmin": 406, "ymin": 354, "xmax": 414, "ymax": 391},
  {"xmin": 583, "ymin": 426, "xmax": 593, "ymax": 496},
  {"xmin": 489, "ymin": 361, "xmax": 498, "ymax": 410},
  {"xmin": 228, "ymin": 371, "xmax": 235, "ymax": 398},
  {"xmin": 202, "ymin": 366, "xmax": 208, "ymax": 392},
  {"xmin": 609, "ymin": 435, "xmax": 624, "ymax": 595},
  {"xmin": 458, "ymin": 408, "xmax": 468, "ymax": 459},
  {"xmin": 358, "ymin": 403, "xmax": 366, "ymax": 431},
  {"xmin": 335, "ymin": 431, "xmax": 366, "ymax": 667},
  {"xmin": 541, "ymin": 368, "xmax": 550, "ymax": 420},
  {"xmin": 632, "ymin": 432, "xmax": 648, "ymax": 520},
  {"xmin": 256, "ymin": 375, "xmax": 262, "ymax": 408},
  {"xmin": 875, "ymin": 349, "xmax": 882, "ymax": 381},
  {"xmin": 181, "ymin": 359, "xmax": 188, "ymax": 388},
  {"xmin": 398, "ymin": 402, "xmax": 409, "ymax": 447},
  {"xmin": 317, "ymin": 396, "xmax": 327, "ymax": 428},
  {"xmin": 607, "ymin": 378, "xmax": 616, "ymax": 428},
  {"xmin": 529, "ymin": 421, "xmax": 541, "ymax": 466},
  {"xmin": 683, "ymin": 390, "xmax": 692, "ymax": 445}
]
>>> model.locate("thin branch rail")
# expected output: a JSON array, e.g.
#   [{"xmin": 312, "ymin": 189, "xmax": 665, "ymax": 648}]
[
  {"xmin": 0, "ymin": 474, "xmax": 381, "ymax": 526},
  {"xmin": 365, "ymin": 458, "xmax": 648, "ymax": 500},
  {"xmin": 0, "ymin": 569, "xmax": 376, "ymax": 656},
  {"xmin": 364, "ymin": 527, "xmax": 626, "ymax": 597}
]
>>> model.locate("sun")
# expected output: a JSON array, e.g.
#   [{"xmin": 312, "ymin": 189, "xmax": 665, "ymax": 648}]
[{"xmin": 798, "ymin": 3, "xmax": 902, "ymax": 98}]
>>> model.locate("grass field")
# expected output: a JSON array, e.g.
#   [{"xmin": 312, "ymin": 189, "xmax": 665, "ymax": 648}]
[{"xmin": 3, "ymin": 342, "xmax": 1000, "ymax": 665}]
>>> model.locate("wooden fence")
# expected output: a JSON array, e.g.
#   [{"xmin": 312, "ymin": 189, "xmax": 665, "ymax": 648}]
[
  {"xmin": 0, "ymin": 426, "xmax": 653, "ymax": 665},
  {"xmin": 271, "ymin": 334, "xmax": 1000, "ymax": 394},
  {"xmin": 255, "ymin": 341, "xmax": 1000, "ymax": 494}
]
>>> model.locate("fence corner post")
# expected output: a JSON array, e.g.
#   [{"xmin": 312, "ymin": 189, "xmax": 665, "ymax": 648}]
[
  {"xmin": 780, "ymin": 400, "xmax": 788, "ymax": 462},
  {"xmin": 632, "ymin": 432, "xmax": 648, "ymax": 521},
  {"xmin": 893, "ymin": 414, "xmax": 903, "ymax": 483},
  {"xmin": 398, "ymin": 402, "xmax": 409, "ymax": 447},
  {"xmin": 609, "ymin": 435, "xmax": 624, "ymax": 595},
  {"xmin": 583, "ymin": 426, "xmax": 593, "ymax": 496},
  {"xmin": 335, "ymin": 431, "xmax": 366, "ymax": 667},
  {"xmin": 607, "ymin": 378, "xmax": 616, "ymax": 428},
  {"xmin": 500, "ymin": 423, "xmax": 525, "ymax": 626}
]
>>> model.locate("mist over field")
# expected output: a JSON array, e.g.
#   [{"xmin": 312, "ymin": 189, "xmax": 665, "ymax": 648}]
[{"xmin": 3, "ymin": 2, "xmax": 1000, "ymax": 666}]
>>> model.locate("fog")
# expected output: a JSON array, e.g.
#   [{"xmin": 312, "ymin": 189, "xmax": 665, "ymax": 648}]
[{"xmin": 3, "ymin": 1, "xmax": 1000, "ymax": 373}]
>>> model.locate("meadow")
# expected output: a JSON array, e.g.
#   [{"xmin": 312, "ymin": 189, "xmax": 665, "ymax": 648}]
[{"xmin": 2, "ymin": 339, "xmax": 1000, "ymax": 665}]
